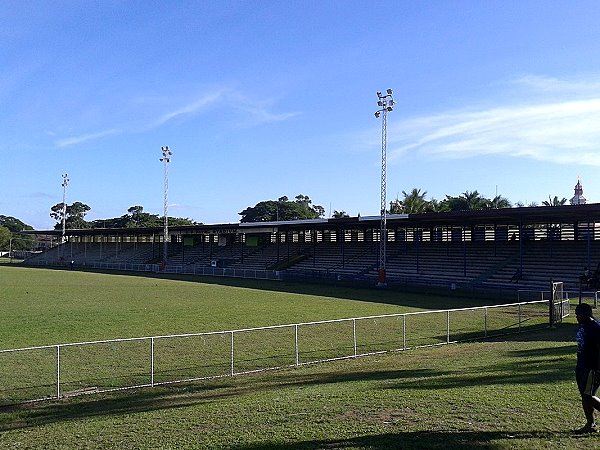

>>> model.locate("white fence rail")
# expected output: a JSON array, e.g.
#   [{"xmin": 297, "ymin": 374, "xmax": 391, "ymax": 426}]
[
  {"xmin": 0, "ymin": 300, "xmax": 554, "ymax": 406},
  {"xmin": 24, "ymin": 260, "xmax": 282, "ymax": 281}
]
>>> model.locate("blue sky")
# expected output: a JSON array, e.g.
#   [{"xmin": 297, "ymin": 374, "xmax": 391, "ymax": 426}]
[{"xmin": 2, "ymin": 1, "xmax": 600, "ymax": 230}]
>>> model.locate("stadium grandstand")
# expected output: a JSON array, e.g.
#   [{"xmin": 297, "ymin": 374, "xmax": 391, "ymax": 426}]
[{"xmin": 23, "ymin": 203, "xmax": 600, "ymax": 293}]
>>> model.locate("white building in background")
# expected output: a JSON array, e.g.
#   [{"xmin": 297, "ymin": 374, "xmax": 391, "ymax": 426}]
[{"xmin": 570, "ymin": 179, "xmax": 587, "ymax": 205}]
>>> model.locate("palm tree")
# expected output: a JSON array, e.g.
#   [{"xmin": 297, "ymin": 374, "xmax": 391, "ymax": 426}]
[
  {"xmin": 542, "ymin": 195, "xmax": 567, "ymax": 207},
  {"xmin": 401, "ymin": 188, "xmax": 429, "ymax": 214},
  {"xmin": 462, "ymin": 190, "xmax": 488, "ymax": 210},
  {"xmin": 389, "ymin": 199, "xmax": 403, "ymax": 214},
  {"xmin": 442, "ymin": 191, "xmax": 486, "ymax": 211},
  {"xmin": 331, "ymin": 210, "xmax": 349, "ymax": 218},
  {"xmin": 487, "ymin": 195, "xmax": 512, "ymax": 209}
]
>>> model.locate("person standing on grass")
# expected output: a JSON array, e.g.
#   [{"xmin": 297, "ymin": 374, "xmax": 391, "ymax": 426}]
[{"xmin": 575, "ymin": 302, "xmax": 600, "ymax": 433}]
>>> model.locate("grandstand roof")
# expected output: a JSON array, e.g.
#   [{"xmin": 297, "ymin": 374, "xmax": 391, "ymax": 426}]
[{"xmin": 27, "ymin": 203, "xmax": 600, "ymax": 237}]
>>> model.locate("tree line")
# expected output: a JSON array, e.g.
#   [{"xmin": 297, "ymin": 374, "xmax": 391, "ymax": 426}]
[
  {"xmin": 388, "ymin": 189, "xmax": 568, "ymax": 214},
  {"xmin": 49, "ymin": 203, "xmax": 198, "ymax": 230},
  {"xmin": 0, "ymin": 215, "xmax": 35, "ymax": 251}
]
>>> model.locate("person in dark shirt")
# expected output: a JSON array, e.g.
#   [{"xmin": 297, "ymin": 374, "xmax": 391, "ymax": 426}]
[{"xmin": 575, "ymin": 303, "xmax": 600, "ymax": 433}]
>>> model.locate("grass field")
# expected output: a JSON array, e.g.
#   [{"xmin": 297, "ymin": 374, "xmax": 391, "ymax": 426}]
[
  {"xmin": 0, "ymin": 264, "xmax": 591, "ymax": 449},
  {"xmin": 0, "ymin": 264, "xmax": 499, "ymax": 349}
]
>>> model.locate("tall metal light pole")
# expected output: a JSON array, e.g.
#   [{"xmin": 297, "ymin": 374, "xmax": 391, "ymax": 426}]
[
  {"xmin": 61, "ymin": 174, "xmax": 69, "ymax": 244},
  {"xmin": 160, "ymin": 146, "xmax": 172, "ymax": 266},
  {"xmin": 374, "ymin": 89, "xmax": 394, "ymax": 286}
]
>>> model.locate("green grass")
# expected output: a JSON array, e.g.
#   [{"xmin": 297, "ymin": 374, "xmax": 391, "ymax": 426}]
[
  {"xmin": 0, "ymin": 325, "xmax": 588, "ymax": 449},
  {"xmin": 0, "ymin": 265, "xmax": 588, "ymax": 449},
  {"xmin": 0, "ymin": 265, "xmax": 498, "ymax": 349}
]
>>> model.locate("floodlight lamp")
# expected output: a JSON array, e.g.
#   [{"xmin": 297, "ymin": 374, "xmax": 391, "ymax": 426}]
[
  {"xmin": 387, "ymin": 88, "xmax": 393, "ymax": 95},
  {"xmin": 377, "ymin": 101, "xmax": 383, "ymax": 106},
  {"xmin": 376, "ymin": 91, "xmax": 382, "ymax": 98},
  {"xmin": 387, "ymin": 106, "xmax": 393, "ymax": 111},
  {"xmin": 374, "ymin": 111, "xmax": 380, "ymax": 118}
]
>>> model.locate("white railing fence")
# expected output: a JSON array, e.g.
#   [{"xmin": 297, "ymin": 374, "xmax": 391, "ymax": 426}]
[
  {"xmin": 0, "ymin": 300, "xmax": 553, "ymax": 406},
  {"xmin": 24, "ymin": 260, "xmax": 282, "ymax": 281}
]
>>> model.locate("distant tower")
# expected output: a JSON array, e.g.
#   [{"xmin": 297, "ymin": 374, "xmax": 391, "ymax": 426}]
[{"xmin": 570, "ymin": 179, "xmax": 587, "ymax": 205}]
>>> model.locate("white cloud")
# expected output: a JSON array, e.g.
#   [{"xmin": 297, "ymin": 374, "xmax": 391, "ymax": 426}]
[
  {"xmin": 53, "ymin": 89, "xmax": 298, "ymax": 147},
  {"xmin": 387, "ymin": 75, "xmax": 600, "ymax": 167},
  {"xmin": 55, "ymin": 128, "xmax": 121, "ymax": 148},
  {"xmin": 152, "ymin": 91, "xmax": 223, "ymax": 127},
  {"xmin": 231, "ymin": 96, "xmax": 300, "ymax": 127},
  {"xmin": 513, "ymin": 74, "xmax": 600, "ymax": 95}
]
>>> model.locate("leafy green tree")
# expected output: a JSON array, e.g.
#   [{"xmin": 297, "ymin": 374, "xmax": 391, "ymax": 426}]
[
  {"xmin": 168, "ymin": 216, "xmax": 197, "ymax": 226},
  {"xmin": 0, "ymin": 226, "xmax": 10, "ymax": 250},
  {"xmin": 542, "ymin": 195, "xmax": 567, "ymax": 207},
  {"xmin": 425, "ymin": 198, "xmax": 445, "ymax": 212},
  {"xmin": 462, "ymin": 190, "xmax": 488, "ymax": 210},
  {"xmin": 389, "ymin": 188, "xmax": 429, "ymax": 214},
  {"xmin": 50, "ymin": 202, "xmax": 91, "ymax": 229},
  {"xmin": 404, "ymin": 188, "xmax": 429, "ymax": 213},
  {"xmin": 389, "ymin": 199, "xmax": 402, "ymax": 214},
  {"xmin": 486, "ymin": 195, "xmax": 512, "ymax": 209},
  {"xmin": 0, "ymin": 215, "xmax": 35, "ymax": 250},
  {"xmin": 127, "ymin": 205, "xmax": 146, "ymax": 226},
  {"xmin": 239, "ymin": 195, "xmax": 325, "ymax": 222},
  {"xmin": 0, "ymin": 215, "xmax": 34, "ymax": 232},
  {"xmin": 87, "ymin": 206, "xmax": 197, "ymax": 229},
  {"xmin": 441, "ymin": 190, "xmax": 488, "ymax": 211}
]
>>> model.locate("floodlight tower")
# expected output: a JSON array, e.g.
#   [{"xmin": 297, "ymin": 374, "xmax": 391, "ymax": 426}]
[
  {"xmin": 160, "ymin": 146, "xmax": 172, "ymax": 266},
  {"xmin": 61, "ymin": 174, "xmax": 69, "ymax": 244},
  {"xmin": 374, "ymin": 89, "xmax": 394, "ymax": 286}
]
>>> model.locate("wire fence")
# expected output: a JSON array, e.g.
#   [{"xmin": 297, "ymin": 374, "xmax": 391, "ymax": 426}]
[{"xmin": 0, "ymin": 299, "xmax": 556, "ymax": 406}]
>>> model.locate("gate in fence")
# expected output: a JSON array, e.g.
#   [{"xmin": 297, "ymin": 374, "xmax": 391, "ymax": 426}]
[{"xmin": 0, "ymin": 299, "xmax": 555, "ymax": 406}]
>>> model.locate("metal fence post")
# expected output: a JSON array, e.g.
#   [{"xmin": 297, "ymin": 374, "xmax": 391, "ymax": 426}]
[
  {"xmin": 403, "ymin": 315, "xmax": 406, "ymax": 350},
  {"xmin": 353, "ymin": 319, "xmax": 357, "ymax": 357},
  {"xmin": 518, "ymin": 304, "xmax": 521, "ymax": 333},
  {"xmin": 295, "ymin": 324, "xmax": 299, "ymax": 366},
  {"xmin": 230, "ymin": 331, "xmax": 235, "ymax": 376},
  {"xmin": 446, "ymin": 311, "xmax": 450, "ymax": 344},
  {"xmin": 151, "ymin": 337, "xmax": 155, "ymax": 387},
  {"xmin": 56, "ymin": 345, "xmax": 61, "ymax": 399},
  {"xmin": 484, "ymin": 307, "xmax": 488, "ymax": 338}
]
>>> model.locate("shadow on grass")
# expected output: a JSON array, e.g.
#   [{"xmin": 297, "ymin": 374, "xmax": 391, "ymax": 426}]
[
  {"xmin": 0, "ymin": 368, "xmax": 438, "ymax": 431},
  {"xmin": 0, "ymin": 339, "xmax": 575, "ymax": 433},
  {"xmin": 227, "ymin": 430, "xmax": 582, "ymax": 450},
  {"xmin": 9, "ymin": 262, "xmax": 507, "ymax": 309}
]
